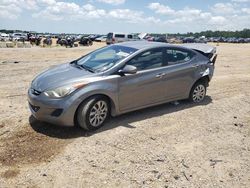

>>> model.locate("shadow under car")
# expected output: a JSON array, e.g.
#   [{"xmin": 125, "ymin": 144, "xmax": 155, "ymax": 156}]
[{"xmin": 29, "ymin": 96, "xmax": 212, "ymax": 138}]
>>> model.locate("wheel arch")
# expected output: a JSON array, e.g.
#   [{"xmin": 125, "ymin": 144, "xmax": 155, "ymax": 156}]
[
  {"xmin": 74, "ymin": 93, "xmax": 117, "ymax": 127},
  {"xmin": 188, "ymin": 76, "xmax": 209, "ymax": 102},
  {"xmin": 193, "ymin": 75, "xmax": 210, "ymax": 87},
  {"xmin": 189, "ymin": 75, "xmax": 209, "ymax": 97}
]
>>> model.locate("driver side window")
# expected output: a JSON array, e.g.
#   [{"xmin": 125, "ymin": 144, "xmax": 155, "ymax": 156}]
[{"xmin": 127, "ymin": 48, "xmax": 163, "ymax": 71}]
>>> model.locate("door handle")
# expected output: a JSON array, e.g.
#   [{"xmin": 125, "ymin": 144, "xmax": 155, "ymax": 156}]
[{"xmin": 156, "ymin": 73, "xmax": 166, "ymax": 78}]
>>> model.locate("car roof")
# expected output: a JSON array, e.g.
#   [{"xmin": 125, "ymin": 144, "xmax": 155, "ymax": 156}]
[
  {"xmin": 115, "ymin": 41, "xmax": 216, "ymax": 54},
  {"xmin": 114, "ymin": 41, "xmax": 177, "ymax": 50}
]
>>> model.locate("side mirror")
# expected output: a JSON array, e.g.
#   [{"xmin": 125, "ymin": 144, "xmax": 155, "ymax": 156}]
[{"xmin": 118, "ymin": 65, "xmax": 137, "ymax": 75}]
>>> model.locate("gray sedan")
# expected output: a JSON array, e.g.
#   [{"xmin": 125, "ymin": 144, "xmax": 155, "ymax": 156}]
[{"xmin": 28, "ymin": 41, "xmax": 217, "ymax": 130}]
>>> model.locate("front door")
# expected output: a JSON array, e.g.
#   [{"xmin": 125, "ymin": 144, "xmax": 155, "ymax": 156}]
[{"xmin": 118, "ymin": 48, "xmax": 167, "ymax": 112}]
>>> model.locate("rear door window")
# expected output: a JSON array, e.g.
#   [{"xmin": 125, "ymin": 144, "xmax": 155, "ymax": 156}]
[{"xmin": 166, "ymin": 48, "xmax": 195, "ymax": 66}]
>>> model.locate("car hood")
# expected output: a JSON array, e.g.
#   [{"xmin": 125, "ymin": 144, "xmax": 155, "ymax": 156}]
[{"xmin": 31, "ymin": 63, "xmax": 93, "ymax": 91}]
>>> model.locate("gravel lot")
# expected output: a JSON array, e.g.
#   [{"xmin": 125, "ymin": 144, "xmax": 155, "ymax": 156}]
[{"xmin": 0, "ymin": 43, "xmax": 249, "ymax": 187}]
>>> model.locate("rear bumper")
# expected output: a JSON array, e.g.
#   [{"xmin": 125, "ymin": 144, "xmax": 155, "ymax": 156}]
[{"xmin": 27, "ymin": 89, "xmax": 77, "ymax": 127}]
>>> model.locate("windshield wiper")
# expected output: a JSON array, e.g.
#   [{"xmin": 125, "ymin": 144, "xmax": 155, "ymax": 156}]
[
  {"xmin": 80, "ymin": 64, "xmax": 95, "ymax": 73},
  {"xmin": 71, "ymin": 60, "xmax": 95, "ymax": 73}
]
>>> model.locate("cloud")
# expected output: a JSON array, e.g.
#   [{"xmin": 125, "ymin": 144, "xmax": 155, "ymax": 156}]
[
  {"xmin": 232, "ymin": 0, "xmax": 250, "ymax": 2},
  {"xmin": 33, "ymin": 1, "xmax": 81, "ymax": 20},
  {"xmin": 0, "ymin": 0, "xmax": 51, "ymax": 19},
  {"xmin": 31, "ymin": 2, "xmax": 159, "ymax": 24},
  {"xmin": 211, "ymin": 3, "xmax": 236, "ymax": 14},
  {"xmin": 147, "ymin": 2, "xmax": 248, "ymax": 31},
  {"xmin": 108, "ymin": 9, "xmax": 142, "ymax": 21},
  {"xmin": 32, "ymin": 2, "xmax": 107, "ymax": 20},
  {"xmin": 148, "ymin": 2, "xmax": 211, "ymax": 20},
  {"xmin": 97, "ymin": 0, "xmax": 125, "ymax": 5},
  {"xmin": 148, "ymin": 2, "xmax": 175, "ymax": 15},
  {"xmin": 0, "ymin": 4, "xmax": 22, "ymax": 19},
  {"xmin": 39, "ymin": 0, "xmax": 56, "ymax": 5},
  {"xmin": 108, "ymin": 9, "xmax": 160, "ymax": 24},
  {"xmin": 242, "ymin": 8, "xmax": 250, "ymax": 14},
  {"xmin": 209, "ymin": 16, "xmax": 227, "ymax": 25},
  {"xmin": 82, "ymin": 4, "xmax": 95, "ymax": 11},
  {"xmin": 1, "ymin": 0, "xmax": 250, "ymax": 32},
  {"xmin": 0, "ymin": 0, "xmax": 59, "ymax": 20}
]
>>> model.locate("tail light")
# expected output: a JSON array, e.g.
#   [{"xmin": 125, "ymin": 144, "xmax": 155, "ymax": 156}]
[
  {"xmin": 211, "ymin": 54, "xmax": 217, "ymax": 65},
  {"xmin": 112, "ymin": 37, "xmax": 115, "ymax": 44}
]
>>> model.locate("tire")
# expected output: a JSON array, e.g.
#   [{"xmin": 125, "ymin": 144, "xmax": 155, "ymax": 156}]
[
  {"xmin": 189, "ymin": 81, "xmax": 207, "ymax": 103},
  {"xmin": 76, "ymin": 96, "xmax": 110, "ymax": 131}
]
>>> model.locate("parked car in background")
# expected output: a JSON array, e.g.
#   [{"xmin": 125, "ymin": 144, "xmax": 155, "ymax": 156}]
[
  {"xmin": 153, "ymin": 36, "xmax": 167, "ymax": 43},
  {"xmin": 183, "ymin": 37, "xmax": 195, "ymax": 43},
  {"xmin": 79, "ymin": 36, "xmax": 93, "ymax": 46},
  {"xmin": 10, "ymin": 33, "xmax": 27, "ymax": 41},
  {"xmin": 106, "ymin": 32, "xmax": 140, "ymax": 44},
  {"xmin": 28, "ymin": 41, "xmax": 217, "ymax": 131},
  {"xmin": 88, "ymin": 34, "xmax": 101, "ymax": 41},
  {"xmin": 95, "ymin": 35, "xmax": 107, "ymax": 42},
  {"xmin": 0, "ymin": 33, "xmax": 10, "ymax": 41}
]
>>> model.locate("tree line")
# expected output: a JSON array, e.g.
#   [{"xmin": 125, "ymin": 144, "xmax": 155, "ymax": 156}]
[
  {"xmin": 1, "ymin": 28, "xmax": 250, "ymax": 38},
  {"xmin": 168, "ymin": 29, "xmax": 250, "ymax": 38}
]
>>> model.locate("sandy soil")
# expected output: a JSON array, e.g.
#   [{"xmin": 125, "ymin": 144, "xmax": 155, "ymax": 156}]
[{"xmin": 0, "ymin": 42, "xmax": 249, "ymax": 188}]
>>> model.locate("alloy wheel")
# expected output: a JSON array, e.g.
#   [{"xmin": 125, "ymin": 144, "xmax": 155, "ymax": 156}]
[
  {"xmin": 192, "ymin": 84, "xmax": 206, "ymax": 102},
  {"xmin": 89, "ymin": 100, "xmax": 108, "ymax": 127}
]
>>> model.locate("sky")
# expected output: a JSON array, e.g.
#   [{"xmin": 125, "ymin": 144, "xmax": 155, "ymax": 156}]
[{"xmin": 0, "ymin": 0, "xmax": 250, "ymax": 34}]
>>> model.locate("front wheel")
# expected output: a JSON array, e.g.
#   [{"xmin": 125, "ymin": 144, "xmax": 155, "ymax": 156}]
[
  {"xmin": 76, "ymin": 96, "xmax": 110, "ymax": 131},
  {"xmin": 189, "ymin": 82, "xmax": 207, "ymax": 103}
]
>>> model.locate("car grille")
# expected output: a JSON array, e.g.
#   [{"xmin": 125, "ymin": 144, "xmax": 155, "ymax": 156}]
[{"xmin": 30, "ymin": 88, "xmax": 41, "ymax": 96}]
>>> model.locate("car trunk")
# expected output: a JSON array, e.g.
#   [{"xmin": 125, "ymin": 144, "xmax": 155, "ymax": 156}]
[{"xmin": 181, "ymin": 43, "xmax": 217, "ymax": 64}]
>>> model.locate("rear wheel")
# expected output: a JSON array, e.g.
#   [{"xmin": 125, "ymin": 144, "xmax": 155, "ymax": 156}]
[
  {"xmin": 189, "ymin": 82, "xmax": 206, "ymax": 103},
  {"xmin": 77, "ymin": 96, "xmax": 110, "ymax": 131}
]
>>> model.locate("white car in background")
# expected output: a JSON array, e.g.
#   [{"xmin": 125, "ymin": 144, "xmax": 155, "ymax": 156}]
[
  {"xmin": 11, "ymin": 33, "xmax": 27, "ymax": 41},
  {"xmin": 95, "ymin": 35, "xmax": 107, "ymax": 42},
  {"xmin": 0, "ymin": 33, "xmax": 10, "ymax": 41},
  {"xmin": 106, "ymin": 32, "xmax": 140, "ymax": 45}
]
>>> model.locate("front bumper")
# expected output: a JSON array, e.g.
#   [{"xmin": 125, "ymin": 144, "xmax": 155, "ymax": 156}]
[{"xmin": 27, "ymin": 88, "xmax": 77, "ymax": 127}]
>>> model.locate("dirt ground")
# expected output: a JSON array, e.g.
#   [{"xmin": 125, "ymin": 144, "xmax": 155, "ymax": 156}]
[{"xmin": 0, "ymin": 42, "xmax": 249, "ymax": 188}]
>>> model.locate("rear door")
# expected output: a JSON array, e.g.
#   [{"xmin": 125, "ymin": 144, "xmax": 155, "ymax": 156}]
[{"xmin": 160, "ymin": 48, "xmax": 197, "ymax": 99}]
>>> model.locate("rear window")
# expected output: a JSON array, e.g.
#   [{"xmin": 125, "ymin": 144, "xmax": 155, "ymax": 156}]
[{"xmin": 115, "ymin": 34, "xmax": 125, "ymax": 38}]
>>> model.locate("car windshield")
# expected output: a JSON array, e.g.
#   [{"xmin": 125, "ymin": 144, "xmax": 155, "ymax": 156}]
[{"xmin": 76, "ymin": 45, "xmax": 137, "ymax": 72}]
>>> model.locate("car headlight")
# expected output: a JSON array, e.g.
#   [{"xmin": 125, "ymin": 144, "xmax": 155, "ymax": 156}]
[{"xmin": 44, "ymin": 83, "xmax": 87, "ymax": 98}]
